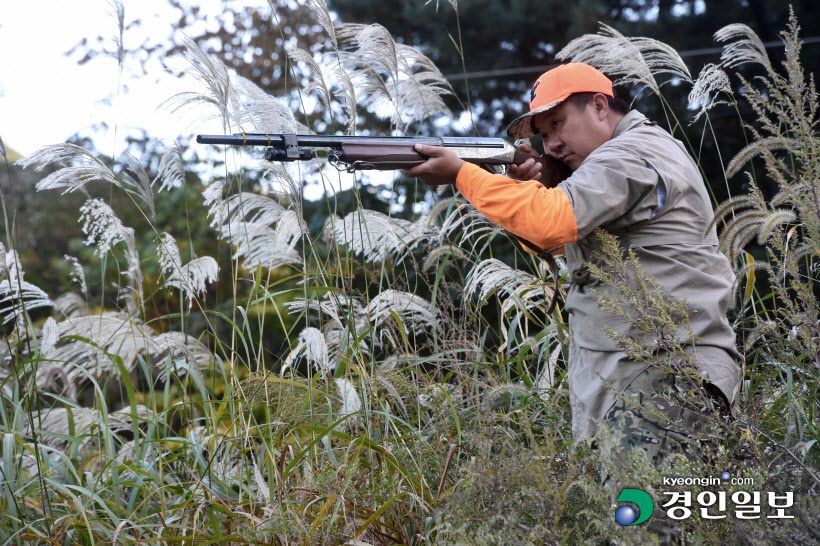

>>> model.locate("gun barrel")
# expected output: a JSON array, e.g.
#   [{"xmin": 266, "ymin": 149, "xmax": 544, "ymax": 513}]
[
  {"xmin": 195, "ymin": 133, "xmax": 524, "ymax": 170},
  {"xmin": 196, "ymin": 133, "xmax": 511, "ymax": 149}
]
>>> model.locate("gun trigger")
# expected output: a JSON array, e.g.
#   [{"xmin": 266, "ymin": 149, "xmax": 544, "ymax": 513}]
[{"xmin": 283, "ymin": 134, "xmax": 300, "ymax": 160}]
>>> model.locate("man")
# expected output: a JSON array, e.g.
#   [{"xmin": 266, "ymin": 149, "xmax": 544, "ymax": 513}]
[{"xmin": 403, "ymin": 63, "xmax": 741, "ymax": 467}]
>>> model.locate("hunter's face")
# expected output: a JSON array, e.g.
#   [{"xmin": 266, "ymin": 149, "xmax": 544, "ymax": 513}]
[{"xmin": 533, "ymin": 95, "xmax": 613, "ymax": 171}]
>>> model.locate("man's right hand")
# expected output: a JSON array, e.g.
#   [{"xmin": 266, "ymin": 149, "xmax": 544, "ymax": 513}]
[
  {"xmin": 508, "ymin": 143, "xmax": 545, "ymax": 181},
  {"xmin": 508, "ymin": 143, "xmax": 571, "ymax": 188}
]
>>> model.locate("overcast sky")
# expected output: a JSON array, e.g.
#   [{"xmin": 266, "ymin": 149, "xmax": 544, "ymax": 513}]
[{"xmin": 0, "ymin": 0, "xmax": 236, "ymax": 158}]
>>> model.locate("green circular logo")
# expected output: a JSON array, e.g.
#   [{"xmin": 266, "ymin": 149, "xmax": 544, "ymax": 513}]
[{"xmin": 615, "ymin": 488, "xmax": 654, "ymax": 525}]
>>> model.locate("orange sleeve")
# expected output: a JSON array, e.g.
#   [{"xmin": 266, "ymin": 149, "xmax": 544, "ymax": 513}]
[{"xmin": 454, "ymin": 162, "xmax": 578, "ymax": 252}]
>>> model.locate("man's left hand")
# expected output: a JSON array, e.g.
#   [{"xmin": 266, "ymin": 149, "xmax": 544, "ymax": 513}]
[{"xmin": 401, "ymin": 144, "xmax": 465, "ymax": 186}]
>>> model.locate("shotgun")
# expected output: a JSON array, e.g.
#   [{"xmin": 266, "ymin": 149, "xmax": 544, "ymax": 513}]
[
  {"xmin": 196, "ymin": 133, "xmax": 535, "ymax": 173},
  {"xmin": 197, "ymin": 132, "xmax": 564, "ymax": 312}
]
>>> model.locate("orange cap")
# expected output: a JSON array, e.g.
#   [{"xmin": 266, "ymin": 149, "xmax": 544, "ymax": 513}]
[{"xmin": 506, "ymin": 63, "xmax": 614, "ymax": 140}]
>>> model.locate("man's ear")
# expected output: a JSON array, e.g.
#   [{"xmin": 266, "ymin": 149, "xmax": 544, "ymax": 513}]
[{"xmin": 592, "ymin": 93, "xmax": 609, "ymax": 120}]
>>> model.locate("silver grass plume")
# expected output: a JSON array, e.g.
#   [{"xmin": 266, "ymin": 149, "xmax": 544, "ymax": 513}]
[
  {"xmin": 285, "ymin": 292, "xmax": 371, "ymax": 349},
  {"xmin": 327, "ymin": 60, "xmax": 358, "ymax": 132},
  {"xmin": 726, "ymin": 136, "xmax": 799, "ymax": 178},
  {"xmin": 440, "ymin": 202, "xmax": 504, "ymax": 245},
  {"xmin": 366, "ymin": 289, "xmax": 437, "ymax": 333},
  {"xmin": 25, "ymin": 405, "xmax": 152, "ymax": 453},
  {"xmin": 116, "ymin": 225, "xmax": 144, "ymax": 313},
  {"xmin": 306, "ymin": 0, "xmax": 338, "ymax": 51},
  {"xmin": 162, "ymin": 35, "xmax": 238, "ymax": 131},
  {"xmin": 53, "ymin": 292, "xmax": 89, "ymax": 318},
  {"xmin": 0, "ymin": 244, "xmax": 9, "ymax": 281},
  {"xmin": 325, "ymin": 318, "xmax": 371, "ymax": 364},
  {"xmin": 536, "ymin": 344, "xmax": 561, "ymax": 394},
  {"xmin": 107, "ymin": 0, "xmax": 125, "ymax": 69},
  {"xmin": 688, "ymin": 63, "xmax": 733, "ymax": 123},
  {"xmin": 337, "ymin": 23, "xmax": 398, "ymax": 100},
  {"xmin": 223, "ymin": 209, "xmax": 305, "ymax": 270},
  {"xmin": 276, "ymin": 209, "xmax": 309, "ymax": 247},
  {"xmin": 40, "ymin": 318, "xmax": 59, "ymax": 357},
  {"xmin": 79, "ymin": 199, "xmax": 142, "ymax": 311},
  {"xmin": 79, "ymin": 198, "xmax": 129, "ymax": 255},
  {"xmin": 212, "ymin": 189, "xmax": 306, "ymax": 269},
  {"xmin": 393, "ymin": 43, "xmax": 454, "ymax": 124},
  {"xmin": 375, "ymin": 374, "xmax": 408, "ymax": 414},
  {"xmin": 223, "ymin": 223, "xmax": 302, "ymax": 270},
  {"xmin": 154, "ymin": 143, "xmax": 185, "ymax": 192},
  {"xmin": 556, "ymin": 24, "xmax": 692, "ymax": 98},
  {"xmin": 64, "ymin": 255, "xmax": 87, "ymax": 296},
  {"xmin": 231, "ymin": 75, "xmax": 305, "ymax": 134},
  {"xmin": 260, "ymin": 161, "xmax": 303, "ymax": 220},
  {"xmin": 37, "ymin": 313, "xmax": 163, "ymax": 393},
  {"xmin": 325, "ymin": 208, "xmax": 437, "ymax": 263},
  {"xmin": 216, "ymin": 192, "xmax": 287, "ymax": 230},
  {"xmin": 155, "ymin": 331, "xmax": 212, "ymax": 368},
  {"xmin": 282, "ymin": 327, "xmax": 331, "ymax": 375},
  {"xmin": 289, "ymin": 291, "xmax": 369, "ymax": 320},
  {"xmin": 303, "ymin": 0, "xmax": 357, "ymax": 130},
  {"xmin": 285, "ymin": 295, "xmax": 344, "ymax": 324},
  {"xmin": 120, "ymin": 152, "xmax": 155, "ymax": 217},
  {"xmin": 287, "ymin": 47, "xmax": 333, "ymax": 113},
  {"xmin": 18, "ymin": 143, "xmax": 120, "ymax": 197},
  {"xmin": 334, "ymin": 378, "xmax": 362, "ymax": 429},
  {"xmin": 294, "ymin": 4, "xmax": 359, "ymax": 132},
  {"xmin": 714, "ymin": 23, "xmax": 773, "ymax": 72},
  {"xmin": 304, "ymin": 0, "xmax": 357, "ymax": 129},
  {"xmin": 337, "ymin": 23, "xmax": 452, "ymax": 126},
  {"xmin": 25, "ymin": 407, "xmax": 100, "ymax": 450},
  {"xmin": 499, "ymin": 276, "xmax": 554, "ymax": 317},
  {"xmin": 251, "ymin": 450, "xmax": 271, "ymax": 505},
  {"xmin": 0, "ymin": 247, "xmax": 53, "ymax": 325},
  {"xmin": 425, "ymin": 0, "xmax": 458, "ymax": 10},
  {"xmin": 202, "ymin": 182, "xmax": 226, "ymax": 228},
  {"xmin": 156, "ymin": 233, "xmax": 218, "ymax": 306},
  {"xmin": 154, "ymin": 331, "xmax": 213, "ymax": 382},
  {"xmin": 465, "ymin": 258, "xmax": 537, "ymax": 302}
]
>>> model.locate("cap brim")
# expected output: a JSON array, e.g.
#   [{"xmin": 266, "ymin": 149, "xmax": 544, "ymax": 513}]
[{"xmin": 505, "ymin": 99, "xmax": 564, "ymax": 140}]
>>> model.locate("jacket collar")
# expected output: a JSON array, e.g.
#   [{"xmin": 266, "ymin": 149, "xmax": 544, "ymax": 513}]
[
  {"xmin": 612, "ymin": 110, "xmax": 648, "ymax": 139},
  {"xmin": 575, "ymin": 110, "xmax": 649, "ymax": 170}
]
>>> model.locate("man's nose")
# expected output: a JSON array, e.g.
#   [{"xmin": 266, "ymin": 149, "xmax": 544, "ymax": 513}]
[{"xmin": 546, "ymin": 138, "xmax": 563, "ymax": 154}]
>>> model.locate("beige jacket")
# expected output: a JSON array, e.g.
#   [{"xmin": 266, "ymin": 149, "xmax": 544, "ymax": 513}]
[
  {"xmin": 455, "ymin": 110, "xmax": 742, "ymax": 440},
  {"xmin": 559, "ymin": 110, "xmax": 741, "ymax": 439}
]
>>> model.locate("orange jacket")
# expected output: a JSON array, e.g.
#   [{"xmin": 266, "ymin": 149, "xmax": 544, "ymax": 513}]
[{"xmin": 454, "ymin": 162, "xmax": 578, "ymax": 254}]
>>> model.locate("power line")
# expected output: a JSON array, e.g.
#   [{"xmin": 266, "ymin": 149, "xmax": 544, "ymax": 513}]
[{"xmin": 444, "ymin": 36, "xmax": 820, "ymax": 81}]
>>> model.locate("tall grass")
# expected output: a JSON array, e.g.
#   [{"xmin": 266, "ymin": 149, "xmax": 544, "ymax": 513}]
[{"xmin": 1, "ymin": 2, "xmax": 818, "ymax": 544}]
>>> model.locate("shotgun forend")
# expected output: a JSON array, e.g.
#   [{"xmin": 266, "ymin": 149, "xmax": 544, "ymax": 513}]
[{"xmin": 196, "ymin": 133, "xmax": 533, "ymax": 173}]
